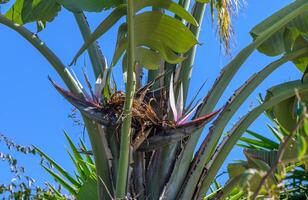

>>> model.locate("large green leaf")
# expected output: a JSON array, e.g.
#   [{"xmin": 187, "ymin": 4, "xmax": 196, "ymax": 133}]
[
  {"xmin": 71, "ymin": 0, "xmax": 198, "ymax": 64},
  {"xmin": 266, "ymin": 88, "xmax": 308, "ymax": 132},
  {"xmin": 5, "ymin": 0, "xmax": 61, "ymax": 30},
  {"xmin": 56, "ymin": 0, "xmax": 122, "ymax": 12},
  {"xmin": 270, "ymin": 96, "xmax": 297, "ymax": 132},
  {"xmin": 134, "ymin": 0, "xmax": 198, "ymax": 26},
  {"xmin": 250, "ymin": 0, "xmax": 308, "ymax": 71},
  {"xmin": 122, "ymin": 47, "xmax": 161, "ymax": 70},
  {"xmin": 227, "ymin": 162, "xmax": 247, "ymax": 179},
  {"xmin": 113, "ymin": 36, "xmax": 186, "ymax": 66},
  {"xmin": 292, "ymin": 35, "xmax": 308, "ymax": 71},
  {"xmin": 250, "ymin": 0, "xmax": 308, "ymax": 41},
  {"xmin": 135, "ymin": 12, "xmax": 198, "ymax": 53},
  {"xmin": 112, "ymin": 11, "xmax": 197, "ymax": 67}
]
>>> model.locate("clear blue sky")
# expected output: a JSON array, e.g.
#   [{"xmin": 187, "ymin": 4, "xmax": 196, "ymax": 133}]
[{"xmin": 0, "ymin": 0, "xmax": 300, "ymax": 190}]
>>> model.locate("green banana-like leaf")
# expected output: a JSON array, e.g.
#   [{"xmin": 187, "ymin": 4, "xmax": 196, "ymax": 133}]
[
  {"xmin": 134, "ymin": 0, "xmax": 198, "ymax": 26},
  {"xmin": 266, "ymin": 86, "xmax": 308, "ymax": 132},
  {"xmin": 297, "ymin": 135, "xmax": 307, "ymax": 159},
  {"xmin": 112, "ymin": 11, "xmax": 197, "ymax": 66},
  {"xmin": 250, "ymin": 0, "xmax": 308, "ymax": 71},
  {"xmin": 56, "ymin": 0, "xmax": 122, "ymax": 12},
  {"xmin": 5, "ymin": 0, "xmax": 61, "ymax": 31},
  {"xmin": 227, "ymin": 162, "xmax": 248, "ymax": 179},
  {"xmin": 270, "ymin": 96, "xmax": 297, "ymax": 132},
  {"xmin": 114, "ymin": 36, "xmax": 186, "ymax": 66},
  {"xmin": 245, "ymin": 145, "xmax": 308, "ymax": 169},
  {"xmin": 134, "ymin": 11, "xmax": 198, "ymax": 53},
  {"xmin": 122, "ymin": 47, "xmax": 161, "ymax": 70},
  {"xmin": 71, "ymin": 0, "xmax": 197, "ymax": 64},
  {"xmin": 245, "ymin": 151, "xmax": 277, "ymax": 185},
  {"xmin": 134, "ymin": 48, "xmax": 161, "ymax": 70},
  {"xmin": 292, "ymin": 35, "xmax": 308, "ymax": 71}
]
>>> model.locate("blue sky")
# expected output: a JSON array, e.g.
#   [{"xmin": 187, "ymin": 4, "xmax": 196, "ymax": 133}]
[{"xmin": 0, "ymin": 0, "xmax": 301, "ymax": 191}]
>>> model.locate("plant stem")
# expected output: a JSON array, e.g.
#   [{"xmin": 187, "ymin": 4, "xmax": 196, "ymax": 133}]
[
  {"xmin": 251, "ymin": 118, "xmax": 304, "ymax": 200},
  {"xmin": 115, "ymin": 0, "xmax": 136, "ymax": 198},
  {"xmin": 73, "ymin": 12, "xmax": 107, "ymax": 79}
]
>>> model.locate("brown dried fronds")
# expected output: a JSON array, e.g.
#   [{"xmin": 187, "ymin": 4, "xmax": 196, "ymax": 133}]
[
  {"xmin": 105, "ymin": 90, "xmax": 175, "ymax": 150},
  {"xmin": 105, "ymin": 91, "xmax": 172, "ymax": 131}
]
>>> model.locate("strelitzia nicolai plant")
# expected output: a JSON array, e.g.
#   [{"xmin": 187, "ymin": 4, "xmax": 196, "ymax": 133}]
[{"xmin": 1, "ymin": 0, "xmax": 308, "ymax": 199}]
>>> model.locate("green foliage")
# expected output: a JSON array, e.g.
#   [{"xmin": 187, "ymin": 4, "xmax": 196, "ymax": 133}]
[
  {"xmin": 112, "ymin": 11, "xmax": 198, "ymax": 68},
  {"xmin": 251, "ymin": 0, "xmax": 308, "ymax": 71},
  {"xmin": 57, "ymin": 0, "xmax": 123, "ymax": 12},
  {"xmin": 222, "ymin": 102, "xmax": 308, "ymax": 199},
  {"xmin": 35, "ymin": 131, "xmax": 97, "ymax": 200},
  {"xmin": 5, "ymin": 0, "xmax": 61, "ymax": 31},
  {"xmin": 1, "ymin": 0, "xmax": 308, "ymax": 199},
  {"xmin": 266, "ymin": 86, "xmax": 308, "ymax": 132},
  {"xmin": 72, "ymin": 0, "xmax": 199, "ymax": 70}
]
